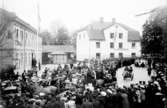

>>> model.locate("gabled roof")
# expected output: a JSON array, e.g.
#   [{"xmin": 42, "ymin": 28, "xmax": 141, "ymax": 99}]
[
  {"xmin": 42, "ymin": 45, "xmax": 75, "ymax": 54},
  {"xmin": 87, "ymin": 29, "xmax": 105, "ymax": 41},
  {"xmin": 117, "ymin": 23, "xmax": 141, "ymax": 41},
  {"xmin": 77, "ymin": 20, "xmax": 141, "ymax": 42},
  {"xmin": 0, "ymin": 8, "xmax": 37, "ymax": 33}
]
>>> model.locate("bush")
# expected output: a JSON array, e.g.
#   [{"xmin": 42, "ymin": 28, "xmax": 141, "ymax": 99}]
[
  {"xmin": 117, "ymin": 58, "xmax": 135, "ymax": 67},
  {"xmin": 0, "ymin": 65, "xmax": 16, "ymax": 81}
]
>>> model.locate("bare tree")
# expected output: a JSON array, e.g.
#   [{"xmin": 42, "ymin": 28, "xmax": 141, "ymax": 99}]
[
  {"xmin": 40, "ymin": 30, "xmax": 52, "ymax": 45},
  {"xmin": 42, "ymin": 21, "xmax": 71, "ymax": 45},
  {"xmin": 55, "ymin": 26, "xmax": 70, "ymax": 45},
  {"xmin": 141, "ymin": 5, "xmax": 167, "ymax": 60}
]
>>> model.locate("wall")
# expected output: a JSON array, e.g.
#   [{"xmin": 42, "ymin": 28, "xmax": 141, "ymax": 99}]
[
  {"xmin": 12, "ymin": 22, "xmax": 42, "ymax": 73},
  {"xmin": 89, "ymin": 41, "xmax": 106, "ymax": 59},
  {"xmin": 76, "ymin": 31, "xmax": 90, "ymax": 61}
]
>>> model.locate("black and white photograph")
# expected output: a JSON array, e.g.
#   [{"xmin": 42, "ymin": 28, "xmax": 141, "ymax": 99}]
[{"xmin": 0, "ymin": 0, "xmax": 167, "ymax": 108}]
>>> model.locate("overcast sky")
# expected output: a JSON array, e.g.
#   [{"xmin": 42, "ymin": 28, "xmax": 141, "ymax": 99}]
[{"xmin": 1, "ymin": 0, "xmax": 166, "ymax": 34}]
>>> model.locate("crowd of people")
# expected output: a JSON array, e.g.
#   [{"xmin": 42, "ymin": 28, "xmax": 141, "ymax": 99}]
[{"xmin": 0, "ymin": 58, "xmax": 167, "ymax": 108}]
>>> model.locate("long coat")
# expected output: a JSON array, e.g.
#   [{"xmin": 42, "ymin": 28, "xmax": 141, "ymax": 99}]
[{"xmin": 82, "ymin": 101, "xmax": 93, "ymax": 108}]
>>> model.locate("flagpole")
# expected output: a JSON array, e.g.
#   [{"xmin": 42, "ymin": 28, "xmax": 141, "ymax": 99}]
[
  {"xmin": 2, "ymin": 0, "xmax": 3, "ymax": 9},
  {"xmin": 36, "ymin": 0, "xmax": 40, "ymax": 70}
]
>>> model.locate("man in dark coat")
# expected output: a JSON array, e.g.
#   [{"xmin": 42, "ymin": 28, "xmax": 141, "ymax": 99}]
[
  {"xmin": 82, "ymin": 98, "xmax": 93, "ymax": 108},
  {"xmin": 75, "ymin": 94, "xmax": 83, "ymax": 108},
  {"xmin": 92, "ymin": 97, "xmax": 101, "ymax": 108}
]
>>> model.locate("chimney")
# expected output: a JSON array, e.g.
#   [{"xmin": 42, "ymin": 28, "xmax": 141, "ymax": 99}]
[
  {"xmin": 100, "ymin": 17, "xmax": 104, "ymax": 23},
  {"xmin": 112, "ymin": 18, "xmax": 116, "ymax": 23}
]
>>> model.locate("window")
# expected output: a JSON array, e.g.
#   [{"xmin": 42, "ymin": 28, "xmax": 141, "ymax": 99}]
[
  {"xmin": 29, "ymin": 53, "xmax": 32, "ymax": 66},
  {"xmin": 110, "ymin": 42, "xmax": 114, "ymax": 48},
  {"xmin": 21, "ymin": 53, "xmax": 23, "ymax": 67},
  {"xmin": 96, "ymin": 42, "xmax": 100, "ymax": 48},
  {"xmin": 131, "ymin": 53, "xmax": 136, "ymax": 57},
  {"xmin": 25, "ymin": 32, "xmax": 27, "ymax": 39},
  {"xmin": 119, "ymin": 42, "xmax": 123, "ymax": 48},
  {"xmin": 119, "ymin": 53, "xmax": 123, "ymax": 58},
  {"xmin": 24, "ymin": 32, "xmax": 27, "ymax": 45},
  {"xmin": 16, "ymin": 28, "xmax": 19, "ymax": 39},
  {"xmin": 25, "ymin": 53, "xmax": 27, "ymax": 65},
  {"xmin": 78, "ymin": 34, "xmax": 81, "ymax": 39},
  {"xmin": 119, "ymin": 33, "xmax": 123, "ymax": 39},
  {"xmin": 132, "ymin": 42, "xmax": 136, "ymax": 48},
  {"xmin": 110, "ymin": 33, "xmax": 114, "ymax": 39},
  {"xmin": 7, "ymin": 31, "xmax": 12, "ymax": 39},
  {"xmin": 110, "ymin": 53, "xmax": 114, "ymax": 58},
  {"xmin": 96, "ymin": 53, "xmax": 101, "ymax": 59},
  {"xmin": 20, "ymin": 30, "xmax": 24, "ymax": 41},
  {"xmin": 15, "ymin": 53, "xmax": 19, "ymax": 69},
  {"xmin": 83, "ymin": 34, "xmax": 85, "ymax": 38}
]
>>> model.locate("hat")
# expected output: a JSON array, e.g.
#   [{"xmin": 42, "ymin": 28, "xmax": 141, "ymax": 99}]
[
  {"xmin": 39, "ymin": 92, "xmax": 45, "ymax": 96},
  {"xmin": 140, "ymin": 85, "xmax": 145, "ymax": 89},
  {"xmin": 155, "ymin": 92, "xmax": 163, "ymax": 96},
  {"xmin": 107, "ymin": 89, "xmax": 113, "ymax": 94},
  {"xmin": 34, "ymin": 95, "xmax": 39, "ymax": 98},
  {"xmin": 60, "ymin": 97, "xmax": 67, "ymax": 101},
  {"xmin": 71, "ymin": 96, "xmax": 76, "ymax": 100},
  {"xmin": 154, "ymin": 81, "xmax": 159, "ymax": 85},
  {"xmin": 100, "ymin": 91, "xmax": 106, "ymax": 96}
]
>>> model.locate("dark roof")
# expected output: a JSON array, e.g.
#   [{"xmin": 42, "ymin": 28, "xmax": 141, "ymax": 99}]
[
  {"xmin": 87, "ymin": 29, "xmax": 105, "ymax": 41},
  {"xmin": 42, "ymin": 45, "xmax": 75, "ymax": 54},
  {"xmin": 78, "ymin": 21, "xmax": 141, "ymax": 41},
  {"xmin": 0, "ymin": 8, "xmax": 37, "ymax": 33}
]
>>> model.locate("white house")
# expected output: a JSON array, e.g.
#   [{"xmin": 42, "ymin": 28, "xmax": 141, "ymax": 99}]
[{"xmin": 76, "ymin": 18, "xmax": 141, "ymax": 61}]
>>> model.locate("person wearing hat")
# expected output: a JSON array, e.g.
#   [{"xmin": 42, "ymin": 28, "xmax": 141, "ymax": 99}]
[
  {"xmin": 154, "ymin": 92, "xmax": 165, "ymax": 108},
  {"xmin": 66, "ymin": 96, "xmax": 76, "ymax": 108},
  {"xmin": 82, "ymin": 98, "xmax": 93, "ymax": 108},
  {"xmin": 75, "ymin": 93, "xmax": 83, "ymax": 108},
  {"xmin": 92, "ymin": 95, "xmax": 101, "ymax": 108}
]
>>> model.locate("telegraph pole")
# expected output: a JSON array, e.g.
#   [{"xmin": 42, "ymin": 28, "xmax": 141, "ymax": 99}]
[
  {"xmin": 2, "ymin": 0, "xmax": 4, "ymax": 9},
  {"xmin": 36, "ymin": 0, "xmax": 41, "ymax": 71}
]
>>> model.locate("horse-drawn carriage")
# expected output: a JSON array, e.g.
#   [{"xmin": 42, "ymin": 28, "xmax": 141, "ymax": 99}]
[
  {"xmin": 122, "ymin": 66, "xmax": 134, "ymax": 81},
  {"xmin": 1, "ymin": 80, "xmax": 21, "ymax": 97}
]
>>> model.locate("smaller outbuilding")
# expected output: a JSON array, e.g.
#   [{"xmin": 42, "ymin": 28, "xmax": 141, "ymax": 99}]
[{"xmin": 42, "ymin": 45, "xmax": 75, "ymax": 64}]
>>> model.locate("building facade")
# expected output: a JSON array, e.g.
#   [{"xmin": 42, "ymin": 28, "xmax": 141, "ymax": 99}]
[
  {"xmin": 0, "ymin": 9, "xmax": 42, "ymax": 72},
  {"xmin": 76, "ymin": 18, "xmax": 141, "ymax": 61},
  {"xmin": 42, "ymin": 45, "xmax": 75, "ymax": 64}
]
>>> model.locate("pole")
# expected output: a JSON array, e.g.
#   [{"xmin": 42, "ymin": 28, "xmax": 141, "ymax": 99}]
[
  {"xmin": 24, "ymin": 33, "xmax": 25, "ymax": 72},
  {"xmin": 2, "ymin": 0, "xmax": 4, "ymax": 9},
  {"xmin": 36, "ymin": 0, "xmax": 40, "ymax": 70}
]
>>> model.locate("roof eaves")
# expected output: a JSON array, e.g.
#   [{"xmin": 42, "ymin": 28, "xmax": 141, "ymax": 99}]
[{"xmin": 14, "ymin": 17, "xmax": 37, "ymax": 34}]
